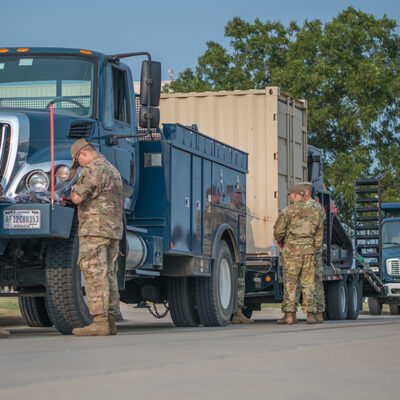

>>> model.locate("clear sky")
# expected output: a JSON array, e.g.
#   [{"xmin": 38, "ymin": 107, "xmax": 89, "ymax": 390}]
[{"xmin": 0, "ymin": 0, "xmax": 399, "ymax": 80}]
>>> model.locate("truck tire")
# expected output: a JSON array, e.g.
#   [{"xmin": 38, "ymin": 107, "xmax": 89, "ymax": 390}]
[
  {"xmin": 368, "ymin": 297, "xmax": 382, "ymax": 315},
  {"xmin": 18, "ymin": 297, "xmax": 53, "ymax": 327},
  {"xmin": 389, "ymin": 304, "xmax": 400, "ymax": 315},
  {"xmin": 45, "ymin": 217, "xmax": 91, "ymax": 334},
  {"xmin": 358, "ymin": 280, "xmax": 363, "ymax": 312},
  {"xmin": 167, "ymin": 277, "xmax": 199, "ymax": 327},
  {"xmin": 195, "ymin": 241, "xmax": 235, "ymax": 326},
  {"xmin": 327, "ymin": 280, "xmax": 348, "ymax": 320},
  {"xmin": 346, "ymin": 280, "xmax": 360, "ymax": 320}
]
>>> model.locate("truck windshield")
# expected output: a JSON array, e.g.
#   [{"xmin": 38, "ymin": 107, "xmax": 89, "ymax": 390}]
[
  {"xmin": 382, "ymin": 220, "xmax": 400, "ymax": 247},
  {"xmin": 0, "ymin": 55, "xmax": 95, "ymax": 118}
]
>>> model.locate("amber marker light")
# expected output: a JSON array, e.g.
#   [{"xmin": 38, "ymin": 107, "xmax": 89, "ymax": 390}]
[
  {"xmin": 80, "ymin": 49, "xmax": 92, "ymax": 55},
  {"xmin": 265, "ymin": 276, "xmax": 271, "ymax": 282},
  {"xmin": 17, "ymin": 48, "xmax": 30, "ymax": 52},
  {"xmin": 0, "ymin": 48, "xmax": 9, "ymax": 53}
]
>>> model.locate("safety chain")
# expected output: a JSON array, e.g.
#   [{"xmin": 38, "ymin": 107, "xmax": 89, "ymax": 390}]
[{"xmin": 145, "ymin": 301, "xmax": 170, "ymax": 319}]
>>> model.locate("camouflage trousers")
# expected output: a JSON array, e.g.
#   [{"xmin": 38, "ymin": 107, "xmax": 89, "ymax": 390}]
[
  {"xmin": 295, "ymin": 249, "xmax": 325, "ymax": 312},
  {"xmin": 281, "ymin": 251, "xmax": 316, "ymax": 313},
  {"xmin": 237, "ymin": 276, "xmax": 245, "ymax": 308},
  {"xmin": 78, "ymin": 236, "xmax": 120, "ymax": 318}
]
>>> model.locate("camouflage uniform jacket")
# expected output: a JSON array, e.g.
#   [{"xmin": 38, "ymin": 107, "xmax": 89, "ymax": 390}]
[
  {"xmin": 307, "ymin": 198, "xmax": 326, "ymax": 250},
  {"xmin": 274, "ymin": 200, "xmax": 323, "ymax": 255},
  {"xmin": 73, "ymin": 156, "xmax": 123, "ymax": 239}
]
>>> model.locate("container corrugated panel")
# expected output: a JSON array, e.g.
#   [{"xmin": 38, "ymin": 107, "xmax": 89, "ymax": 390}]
[{"xmin": 159, "ymin": 87, "xmax": 307, "ymax": 254}]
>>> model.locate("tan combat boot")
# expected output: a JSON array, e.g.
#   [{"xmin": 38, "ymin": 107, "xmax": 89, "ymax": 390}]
[
  {"xmin": 0, "ymin": 327, "xmax": 10, "ymax": 338},
  {"xmin": 277, "ymin": 312, "xmax": 294, "ymax": 325},
  {"xmin": 292, "ymin": 312, "xmax": 298, "ymax": 324},
  {"xmin": 306, "ymin": 312, "xmax": 318, "ymax": 324},
  {"xmin": 72, "ymin": 315, "xmax": 110, "ymax": 336},
  {"xmin": 315, "ymin": 312, "xmax": 324, "ymax": 323},
  {"xmin": 231, "ymin": 307, "xmax": 254, "ymax": 324},
  {"xmin": 108, "ymin": 314, "xmax": 117, "ymax": 336}
]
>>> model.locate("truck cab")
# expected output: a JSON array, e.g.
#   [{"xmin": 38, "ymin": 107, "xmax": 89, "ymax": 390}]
[
  {"xmin": 355, "ymin": 181, "xmax": 400, "ymax": 315},
  {"xmin": 381, "ymin": 204, "xmax": 400, "ymax": 295},
  {"xmin": 0, "ymin": 48, "xmax": 143, "ymax": 204}
]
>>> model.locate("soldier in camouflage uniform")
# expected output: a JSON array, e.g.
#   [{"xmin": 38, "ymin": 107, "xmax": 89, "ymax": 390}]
[
  {"xmin": 274, "ymin": 184, "xmax": 324, "ymax": 325},
  {"xmin": 295, "ymin": 182, "xmax": 326, "ymax": 323},
  {"xmin": 70, "ymin": 139, "xmax": 123, "ymax": 336}
]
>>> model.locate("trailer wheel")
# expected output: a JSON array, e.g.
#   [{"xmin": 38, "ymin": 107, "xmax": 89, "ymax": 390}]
[
  {"xmin": 195, "ymin": 241, "xmax": 235, "ymax": 326},
  {"xmin": 45, "ymin": 217, "xmax": 91, "ymax": 334},
  {"xmin": 368, "ymin": 297, "xmax": 382, "ymax": 315},
  {"xmin": 389, "ymin": 304, "xmax": 400, "ymax": 315},
  {"xmin": 167, "ymin": 277, "xmax": 199, "ymax": 327},
  {"xmin": 18, "ymin": 297, "xmax": 53, "ymax": 327},
  {"xmin": 327, "ymin": 280, "xmax": 348, "ymax": 320},
  {"xmin": 346, "ymin": 281, "xmax": 360, "ymax": 320}
]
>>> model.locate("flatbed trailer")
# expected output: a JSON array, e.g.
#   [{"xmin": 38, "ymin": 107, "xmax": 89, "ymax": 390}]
[{"xmin": 243, "ymin": 252, "xmax": 386, "ymax": 320}]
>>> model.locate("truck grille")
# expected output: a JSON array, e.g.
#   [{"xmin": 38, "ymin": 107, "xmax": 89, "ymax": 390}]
[
  {"xmin": 387, "ymin": 258, "xmax": 400, "ymax": 275},
  {"xmin": 0, "ymin": 123, "xmax": 11, "ymax": 180}
]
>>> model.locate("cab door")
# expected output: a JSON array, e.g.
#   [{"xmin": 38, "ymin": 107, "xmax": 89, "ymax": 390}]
[{"xmin": 100, "ymin": 62, "xmax": 137, "ymax": 209}]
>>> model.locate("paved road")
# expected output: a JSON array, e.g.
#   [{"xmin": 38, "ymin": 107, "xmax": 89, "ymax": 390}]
[{"xmin": 1, "ymin": 307, "xmax": 399, "ymax": 400}]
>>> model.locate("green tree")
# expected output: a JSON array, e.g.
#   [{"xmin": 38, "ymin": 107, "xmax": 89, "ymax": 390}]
[{"xmin": 163, "ymin": 7, "xmax": 400, "ymax": 225}]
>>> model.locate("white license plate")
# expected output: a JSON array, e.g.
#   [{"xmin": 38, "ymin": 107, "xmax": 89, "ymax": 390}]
[{"xmin": 3, "ymin": 210, "xmax": 41, "ymax": 229}]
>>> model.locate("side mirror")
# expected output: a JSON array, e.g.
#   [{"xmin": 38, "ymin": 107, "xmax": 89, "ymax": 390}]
[
  {"xmin": 140, "ymin": 61, "xmax": 161, "ymax": 106},
  {"xmin": 139, "ymin": 106, "xmax": 160, "ymax": 129}
]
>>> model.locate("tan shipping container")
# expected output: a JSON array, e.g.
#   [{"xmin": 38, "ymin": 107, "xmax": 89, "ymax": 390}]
[{"xmin": 159, "ymin": 87, "xmax": 307, "ymax": 254}]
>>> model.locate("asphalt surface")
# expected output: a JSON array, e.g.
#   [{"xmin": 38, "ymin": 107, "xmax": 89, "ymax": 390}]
[{"xmin": 1, "ymin": 306, "xmax": 399, "ymax": 400}]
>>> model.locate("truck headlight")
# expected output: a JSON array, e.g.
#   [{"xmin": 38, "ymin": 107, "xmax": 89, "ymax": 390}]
[
  {"xmin": 26, "ymin": 171, "xmax": 49, "ymax": 192},
  {"xmin": 56, "ymin": 165, "xmax": 71, "ymax": 182}
]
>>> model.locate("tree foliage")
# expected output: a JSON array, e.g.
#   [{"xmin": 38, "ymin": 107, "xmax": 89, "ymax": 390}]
[{"xmin": 163, "ymin": 7, "xmax": 400, "ymax": 225}]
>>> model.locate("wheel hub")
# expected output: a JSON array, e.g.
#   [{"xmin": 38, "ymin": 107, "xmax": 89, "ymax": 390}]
[
  {"xmin": 340, "ymin": 284, "xmax": 346, "ymax": 312},
  {"xmin": 219, "ymin": 258, "xmax": 232, "ymax": 309}
]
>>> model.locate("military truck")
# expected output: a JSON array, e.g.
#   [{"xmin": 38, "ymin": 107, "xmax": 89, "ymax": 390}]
[
  {"xmin": 0, "ymin": 47, "xmax": 247, "ymax": 333},
  {"xmin": 354, "ymin": 180, "xmax": 400, "ymax": 315}
]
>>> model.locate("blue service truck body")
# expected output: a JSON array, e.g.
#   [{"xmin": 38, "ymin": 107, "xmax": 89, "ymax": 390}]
[{"xmin": 0, "ymin": 47, "xmax": 247, "ymax": 333}]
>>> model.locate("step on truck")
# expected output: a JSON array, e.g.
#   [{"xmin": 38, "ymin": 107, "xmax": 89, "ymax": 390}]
[
  {"xmin": 158, "ymin": 89, "xmax": 386, "ymax": 321},
  {"xmin": 0, "ymin": 47, "xmax": 248, "ymax": 333},
  {"xmin": 354, "ymin": 180, "xmax": 400, "ymax": 315}
]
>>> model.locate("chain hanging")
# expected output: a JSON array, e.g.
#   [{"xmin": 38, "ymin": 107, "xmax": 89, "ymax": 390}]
[{"xmin": 145, "ymin": 301, "xmax": 169, "ymax": 319}]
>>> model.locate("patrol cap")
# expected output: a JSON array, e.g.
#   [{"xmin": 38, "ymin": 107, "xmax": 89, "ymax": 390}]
[
  {"xmin": 70, "ymin": 139, "xmax": 90, "ymax": 169},
  {"xmin": 298, "ymin": 181, "xmax": 313, "ymax": 192},
  {"xmin": 287, "ymin": 184, "xmax": 306, "ymax": 196},
  {"xmin": 70, "ymin": 139, "xmax": 90, "ymax": 160}
]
